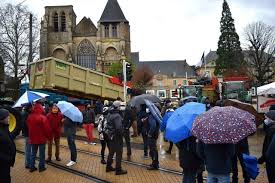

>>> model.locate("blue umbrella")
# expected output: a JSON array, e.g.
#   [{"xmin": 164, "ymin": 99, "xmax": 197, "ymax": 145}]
[
  {"xmin": 57, "ymin": 101, "xmax": 83, "ymax": 123},
  {"xmin": 165, "ymin": 102, "xmax": 206, "ymax": 143},
  {"xmin": 144, "ymin": 99, "xmax": 162, "ymax": 124},
  {"xmin": 160, "ymin": 110, "xmax": 174, "ymax": 132},
  {"xmin": 242, "ymin": 153, "xmax": 259, "ymax": 180},
  {"xmin": 13, "ymin": 91, "xmax": 49, "ymax": 108}
]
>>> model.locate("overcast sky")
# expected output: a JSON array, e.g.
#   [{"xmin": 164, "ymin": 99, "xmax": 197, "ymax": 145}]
[{"xmin": 4, "ymin": 0, "xmax": 275, "ymax": 65}]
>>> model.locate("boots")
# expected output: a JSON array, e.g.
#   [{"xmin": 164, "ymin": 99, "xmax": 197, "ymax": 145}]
[
  {"xmin": 106, "ymin": 166, "xmax": 115, "ymax": 172},
  {"xmin": 115, "ymin": 169, "xmax": 127, "ymax": 175}
]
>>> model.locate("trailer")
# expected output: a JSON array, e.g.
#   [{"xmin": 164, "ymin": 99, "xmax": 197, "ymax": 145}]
[{"xmin": 29, "ymin": 57, "xmax": 124, "ymax": 100}]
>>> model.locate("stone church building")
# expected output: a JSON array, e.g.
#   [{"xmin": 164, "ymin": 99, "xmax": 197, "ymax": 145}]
[{"xmin": 40, "ymin": 0, "xmax": 131, "ymax": 73}]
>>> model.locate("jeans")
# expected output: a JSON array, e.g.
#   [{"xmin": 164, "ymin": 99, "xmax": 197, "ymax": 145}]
[
  {"xmin": 107, "ymin": 136, "xmax": 123, "ymax": 170},
  {"xmin": 123, "ymin": 129, "xmax": 132, "ymax": 156},
  {"xmin": 182, "ymin": 169, "xmax": 196, "ymax": 183},
  {"xmin": 47, "ymin": 137, "xmax": 60, "ymax": 159},
  {"xmin": 207, "ymin": 173, "xmax": 230, "ymax": 183},
  {"xmin": 30, "ymin": 144, "xmax": 46, "ymax": 170},
  {"xmin": 67, "ymin": 134, "xmax": 77, "ymax": 162},
  {"xmin": 25, "ymin": 137, "xmax": 31, "ymax": 167},
  {"xmin": 142, "ymin": 132, "xmax": 148, "ymax": 156},
  {"xmin": 148, "ymin": 137, "xmax": 159, "ymax": 167}
]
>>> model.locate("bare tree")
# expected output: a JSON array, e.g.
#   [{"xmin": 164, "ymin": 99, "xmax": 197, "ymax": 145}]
[
  {"xmin": 244, "ymin": 21, "xmax": 275, "ymax": 86},
  {"xmin": 0, "ymin": 3, "xmax": 39, "ymax": 81},
  {"xmin": 131, "ymin": 65, "xmax": 154, "ymax": 91}
]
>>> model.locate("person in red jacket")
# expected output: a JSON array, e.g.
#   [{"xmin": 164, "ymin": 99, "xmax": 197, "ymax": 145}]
[
  {"xmin": 46, "ymin": 104, "xmax": 63, "ymax": 162},
  {"xmin": 27, "ymin": 102, "xmax": 51, "ymax": 173}
]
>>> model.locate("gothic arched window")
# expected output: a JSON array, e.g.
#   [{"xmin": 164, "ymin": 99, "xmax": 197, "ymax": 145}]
[
  {"xmin": 61, "ymin": 12, "xmax": 66, "ymax": 32},
  {"xmin": 112, "ymin": 24, "xmax": 117, "ymax": 37},
  {"xmin": 77, "ymin": 39, "xmax": 96, "ymax": 70},
  {"xmin": 53, "ymin": 12, "xmax": 59, "ymax": 32}
]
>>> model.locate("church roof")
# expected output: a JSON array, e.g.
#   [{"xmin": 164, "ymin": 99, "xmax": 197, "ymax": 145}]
[
  {"xmin": 74, "ymin": 17, "xmax": 97, "ymax": 36},
  {"xmin": 98, "ymin": 0, "xmax": 128, "ymax": 23}
]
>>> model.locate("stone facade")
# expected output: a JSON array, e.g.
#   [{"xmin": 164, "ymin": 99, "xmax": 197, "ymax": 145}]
[{"xmin": 40, "ymin": 0, "xmax": 130, "ymax": 73}]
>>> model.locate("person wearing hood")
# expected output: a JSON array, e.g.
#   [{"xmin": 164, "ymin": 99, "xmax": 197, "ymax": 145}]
[
  {"xmin": 27, "ymin": 102, "xmax": 51, "ymax": 173},
  {"xmin": 46, "ymin": 104, "xmax": 63, "ymax": 162},
  {"xmin": 258, "ymin": 110, "xmax": 275, "ymax": 183},
  {"xmin": 0, "ymin": 108, "xmax": 16, "ymax": 183},
  {"xmin": 105, "ymin": 101, "xmax": 127, "ymax": 175},
  {"xmin": 21, "ymin": 104, "xmax": 32, "ymax": 169}
]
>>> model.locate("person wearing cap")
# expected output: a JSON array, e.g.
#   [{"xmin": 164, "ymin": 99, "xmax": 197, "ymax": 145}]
[
  {"xmin": 105, "ymin": 101, "xmax": 127, "ymax": 175},
  {"xmin": 0, "ymin": 108, "xmax": 16, "ymax": 183},
  {"xmin": 82, "ymin": 104, "xmax": 96, "ymax": 145},
  {"xmin": 258, "ymin": 110, "xmax": 275, "ymax": 182},
  {"xmin": 46, "ymin": 104, "xmax": 63, "ymax": 162}
]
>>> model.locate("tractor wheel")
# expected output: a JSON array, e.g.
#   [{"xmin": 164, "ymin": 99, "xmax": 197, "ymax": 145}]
[{"xmin": 3, "ymin": 106, "xmax": 22, "ymax": 138}]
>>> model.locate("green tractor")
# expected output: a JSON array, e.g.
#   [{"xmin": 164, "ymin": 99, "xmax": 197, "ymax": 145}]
[{"xmin": 0, "ymin": 57, "xmax": 22, "ymax": 138}]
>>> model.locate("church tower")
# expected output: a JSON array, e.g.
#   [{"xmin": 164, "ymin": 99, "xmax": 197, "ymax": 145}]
[
  {"xmin": 96, "ymin": 0, "xmax": 131, "ymax": 73},
  {"xmin": 40, "ymin": 6, "xmax": 76, "ymax": 62}
]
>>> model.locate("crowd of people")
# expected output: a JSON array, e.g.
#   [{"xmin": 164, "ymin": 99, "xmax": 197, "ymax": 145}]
[{"xmin": 0, "ymin": 96, "xmax": 275, "ymax": 183}]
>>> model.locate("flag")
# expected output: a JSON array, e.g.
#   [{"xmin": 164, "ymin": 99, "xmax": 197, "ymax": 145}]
[{"xmin": 201, "ymin": 52, "xmax": 205, "ymax": 66}]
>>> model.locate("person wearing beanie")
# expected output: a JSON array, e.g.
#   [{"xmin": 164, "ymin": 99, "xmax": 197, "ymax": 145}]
[{"xmin": 0, "ymin": 108, "xmax": 16, "ymax": 183}]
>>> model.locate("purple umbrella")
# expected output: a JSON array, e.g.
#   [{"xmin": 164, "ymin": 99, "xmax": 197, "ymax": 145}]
[{"xmin": 191, "ymin": 106, "xmax": 256, "ymax": 144}]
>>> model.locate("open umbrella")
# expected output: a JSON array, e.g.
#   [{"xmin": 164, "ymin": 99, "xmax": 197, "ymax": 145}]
[
  {"xmin": 56, "ymin": 101, "xmax": 83, "ymax": 123},
  {"xmin": 144, "ymin": 99, "xmax": 162, "ymax": 124},
  {"xmin": 165, "ymin": 102, "xmax": 206, "ymax": 143},
  {"xmin": 192, "ymin": 106, "xmax": 256, "ymax": 144},
  {"xmin": 160, "ymin": 109, "xmax": 174, "ymax": 132},
  {"xmin": 128, "ymin": 94, "xmax": 161, "ymax": 111},
  {"xmin": 13, "ymin": 91, "xmax": 49, "ymax": 108},
  {"xmin": 223, "ymin": 99, "xmax": 264, "ymax": 127}
]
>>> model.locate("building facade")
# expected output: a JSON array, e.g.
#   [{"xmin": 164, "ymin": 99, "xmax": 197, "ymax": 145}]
[
  {"xmin": 131, "ymin": 52, "xmax": 197, "ymax": 99},
  {"xmin": 40, "ymin": 0, "xmax": 131, "ymax": 73}
]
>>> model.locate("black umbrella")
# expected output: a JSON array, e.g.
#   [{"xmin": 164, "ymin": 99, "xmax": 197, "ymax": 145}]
[{"xmin": 128, "ymin": 94, "xmax": 161, "ymax": 111}]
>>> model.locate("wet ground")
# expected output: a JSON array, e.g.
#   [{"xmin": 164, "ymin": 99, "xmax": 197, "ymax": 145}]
[{"xmin": 11, "ymin": 128, "xmax": 268, "ymax": 183}]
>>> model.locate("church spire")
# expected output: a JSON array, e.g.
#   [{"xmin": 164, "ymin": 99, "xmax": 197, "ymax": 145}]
[{"xmin": 98, "ymin": 0, "xmax": 128, "ymax": 23}]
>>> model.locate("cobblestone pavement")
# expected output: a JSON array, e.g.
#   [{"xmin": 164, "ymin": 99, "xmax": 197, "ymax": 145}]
[{"xmin": 11, "ymin": 129, "xmax": 268, "ymax": 183}]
